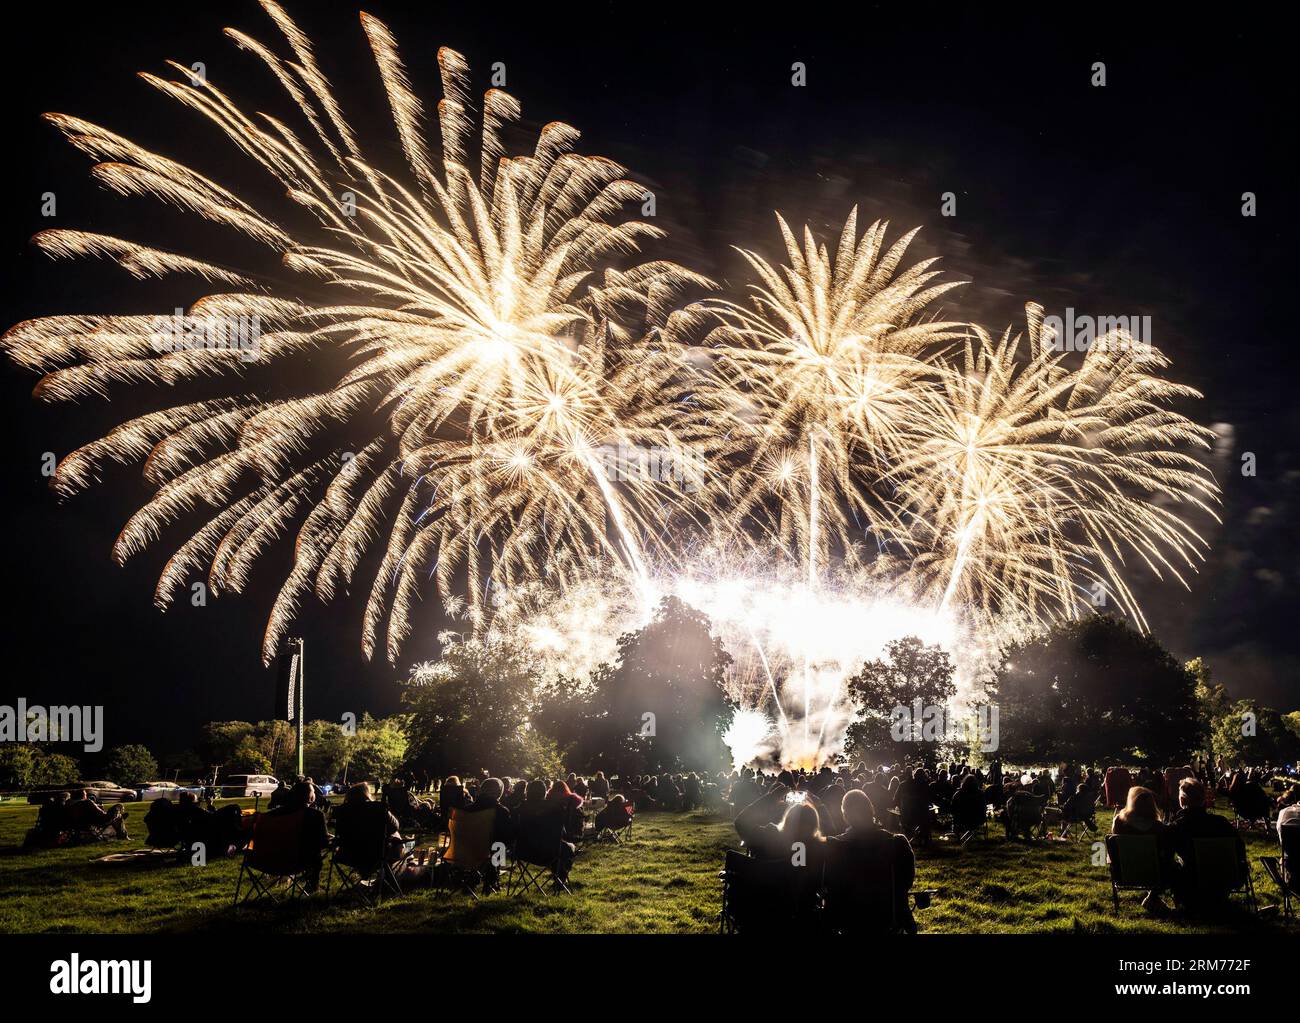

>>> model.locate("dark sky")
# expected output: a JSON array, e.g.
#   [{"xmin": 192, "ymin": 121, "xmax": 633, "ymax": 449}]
[{"xmin": 1, "ymin": 2, "xmax": 1294, "ymax": 760}]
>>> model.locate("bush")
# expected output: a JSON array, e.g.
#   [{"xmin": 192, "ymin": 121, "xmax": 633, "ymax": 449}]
[
  {"xmin": 30, "ymin": 751, "xmax": 80, "ymax": 787},
  {"xmin": 105, "ymin": 744, "xmax": 158, "ymax": 786}
]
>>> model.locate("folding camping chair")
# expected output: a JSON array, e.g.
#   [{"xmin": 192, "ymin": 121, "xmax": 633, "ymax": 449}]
[
  {"xmin": 718, "ymin": 849, "xmax": 822, "ymax": 934},
  {"xmin": 64, "ymin": 800, "xmax": 129, "ymax": 845},
  {"xmin": 821, "ymin": 840, "xmax": 899, "ymax": 934},
  {"xmin": 1059, "ymin": 793, "xmax": 1101, "ymax": 843},
  {"xmin": 233, "ymin": 810, "xmax": 320, "ymax": 906},
  {"xmin": 1260, "ymin": 824, "xmax": 1300, "ymax": 921},
  {"xmin": 593, "ymin": 802, "xmax": 635, "ymax": 843},
  {"xmin": 508, "ymin": 808, "xmax": 573, "ymax": 896},
  {"xmin": 1105, "ymin": 834, "xmax": 1164, "ymax": 913},
  {"xmin": 1184, "ymin": 836, "xmax": 1257, "ymax": 913},
  {"xmin": 325, "ymin": 801, "xmax": 413, "ymax": 907},
  {"xmin": 1230, "ymin": 791, "xmax": 1273, "ymax": 831},
  {"xmin": 434, "ymin": 806, "xmax": 496, "ymax": 899},
  {"xmin": 953, "ymin": 804, "xmax": 990, "ymax": 846}
]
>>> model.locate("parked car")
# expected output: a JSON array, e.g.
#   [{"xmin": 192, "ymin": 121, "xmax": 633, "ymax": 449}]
[
  {"xmin": 219, "ymin": 774, "xmax": 279, "ymax": 799},
  {"xmin": 137, "ymin": 781, "xmax": 203, "ymax": 802},
  {"xmin": 25, "ymin": 780, "xmax": 138, "ymax": 804}
]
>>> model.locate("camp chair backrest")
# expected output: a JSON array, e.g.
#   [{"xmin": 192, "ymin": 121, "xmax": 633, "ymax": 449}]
[
  {"xmin": 1231, "ymin": 787, "xmax": 1270, "ymax": 819},
  {"xmin": 1190, "ymin": 837, "xmax": 1246, "ymax": 894},
  {"xmin": 335, "ymin": 800, "xmax": 392, "ymax": 872},
  {"xmin": 248, "ymin": 810, "xmax": 311, "ymax": 876},
  {"xmin": 1279, "ymin": 825, "xmax": 1300, "ymax": 881},
  {"xmin": 822, "ymin": 840, "xmax": 895, "ymax": 933},
  {"xmin": 1106, "ymin": 835, "xmax": 1162, "ymax": 888},
  {"xmin": 1013, "ymin": 795, "xmax": 1045, "ymax": 824},
  {"xmin": 724, "ymin": 849, "xmax": 818, "ymax": 934},
  {"xmin": 516, "ymin": 808, "xmax": 566, "ymax": 866},
  {"xmin": 444, "ymin": 807, "xmax": 495, "ymax": 870}
]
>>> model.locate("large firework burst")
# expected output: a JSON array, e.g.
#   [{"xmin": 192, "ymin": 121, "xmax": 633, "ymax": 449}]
[
  {"xmin": 886, "ymin": 307, "xmax": 1219, "ymax": 635},
  {"xmin": 3, "ymin": 3, "xmax": 706, "ymax": 662},
  {"xmin": 4, "ymin": 4, "xmax": 1221, "ymax": 727},
  {"xmin": 680, "ymin": 210, "xmax": 967, "ymax": 580}
]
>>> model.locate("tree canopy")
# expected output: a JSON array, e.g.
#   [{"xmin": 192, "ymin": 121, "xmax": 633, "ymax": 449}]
[{"xmin": 994, "ymin": 614, "xmax": 1202, "ymax": 764}]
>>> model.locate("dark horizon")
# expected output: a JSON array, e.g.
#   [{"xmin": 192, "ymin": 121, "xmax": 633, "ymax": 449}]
[{"xmin": 1, "ymin": 1, "xmax": 1295, "ymax": 760}]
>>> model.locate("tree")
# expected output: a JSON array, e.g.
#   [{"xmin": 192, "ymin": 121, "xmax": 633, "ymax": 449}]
[
  {"xmin": 994, "ymin": 615, "xmax": 1202, "ymax": 764},
  {"xmin": 160, "ymin": 748, "xmax": 203, "ymax": 777},
  {"xmin": 581, "ymin": 596, "xmax": 734, "ymax": 773},
  {"xmin": 31, "ymin": 751, "xmax": 80, "ymax": 787},
  {"xmin": 303, "ymin": 720, "xmax": 354, "ymax": 782},
  {"xmin": 0, "ymin": 746, "xmax": 82, "ymax": 789},
  {"xmin": 402, "ymin": 638, "xmax": 551, "ymax": 777},
  {"xmin": 227, "ymin": 738, "xmax": 273, "ymax": 775},
  {"xmin": 196, "ymin": 721, "xmax": 255, "ymax": 771},
  {"xmin": 105, "ymin": 744, "xmax": 158, "ymax": 785},
  {"xmin": 0, "ymin": 745, "xmax": 40, "ymax": 789},
  {"xmin": 844, "ymin": 636, "xmax": 958, "ymax": 763},
  {"xmin": 349, "ymin": 715, "xmax": 409, "ymax": 782},
  {"xmin": 534, "ymin": 673, "xmax": 593, "ymax": 763},
  {"xmin": 1192, "ymin": 658, "xmax": 1300, "ymax": 767},
  {"xmin": 1209, "ymin": 700, "xmax": 1300, "ymax": 767}
]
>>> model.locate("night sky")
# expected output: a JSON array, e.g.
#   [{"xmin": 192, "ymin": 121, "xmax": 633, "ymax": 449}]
[{"xmin": 1, "ymin": 2, "xmax": 1293, "ymax": 760}]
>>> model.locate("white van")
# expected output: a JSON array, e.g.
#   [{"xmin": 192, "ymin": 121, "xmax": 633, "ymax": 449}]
[{"xmin": 219, "ymin": 774, "xmax": 279, "ymax": 798}]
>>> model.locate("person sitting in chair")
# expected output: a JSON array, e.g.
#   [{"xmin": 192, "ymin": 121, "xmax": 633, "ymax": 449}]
[
  {"xmin": 23, "ymin": 791, "xmax": 71, "ymax": 849},
  {"xmin": 267, "ymin": 779, "xmax": 291, "ymax": 811},
  {"xmin": 1002, "ymin": 787, "xmax": 1045, "ymax": 842},
  {"xmin": 466, "ymin": 777, "xmax": 514, "ymax": 892},
  {"xmin": 438, "ymin": 776, "xmax": 469, "ymax": 828},
  {"xmin": 334, "ymin": 782, "xmax": 404, "ymax": 864},
  {"xmin": 546, "ymin": 780, "xmax": 585, "ymax": 841},
  {"xmin": 1168, "ymin": 777, "xmax": 1237, "ymax": 910},
  {"xmin": 1060, "ymin": 783, "xmax": 1099, "ymax": 837},
  {"xmin": 267, "ymin": 780, "xmax": 330, "ymax": 892},
  {"xmin": 594, "ymin": 794, "xmax": 633, "ymax": 835},
  {"xmin": 950, "ymin": 774, "xmax": 987, "ymax": 838},
  {"xmin": 519, "ymin": 779, "xmax": 576, "ymax": 885},
  {"xmin": 1228, "ymin": 771, "xmax": 1272, "ymax": 825},
  {"xmin": 1112, "ymin": 786, "xmax": 1173, "ymax": 912},
  {"xmin": 827, "ymin": 789, "xmax": 917, "ymax": 933},
  {"xmin": 66, "ymin": 789, "xmax": 129, "ymax": 840},
  {"xmin": 736, "ymin": 787, "xmax": 828, "ymax": 871},
  {"xmin": 895, "ymin": 769, "xmax": 932, "ymax": 845},
  {"xmin": 170, "ymin": 789, "xmax": 244, "ymax": 858}
]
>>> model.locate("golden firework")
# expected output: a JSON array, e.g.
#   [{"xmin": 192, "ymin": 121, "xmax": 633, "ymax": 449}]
[{"xmin": 3, "ymin": 3, "xmax": 706, "ymax": 662}]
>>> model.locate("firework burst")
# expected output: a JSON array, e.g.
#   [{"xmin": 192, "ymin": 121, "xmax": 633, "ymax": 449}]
[
  {"xmin": 3, "ymin": 3, "xmax": 706, "ymax": 662},
  {"xmin": 890, "ymin": 306, "xmax": 1219, "ymax": 636},
  {"xmin": 5, "ymin": 6, "xmax": 1223, "ymax": 770},
  {"xmin": 679, "ymin": 210, "xmax": 967, "ymax": 579}
]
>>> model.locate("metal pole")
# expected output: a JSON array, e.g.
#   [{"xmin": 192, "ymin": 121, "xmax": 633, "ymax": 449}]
[{"xmin": 295, "ymin": 638, "xmax": 305, "ymax": 778}]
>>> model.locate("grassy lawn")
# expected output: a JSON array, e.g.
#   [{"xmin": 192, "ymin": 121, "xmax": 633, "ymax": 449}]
[{"xmin": 0, "ymin": 799, "xmax": 1289, "ymax": 934}]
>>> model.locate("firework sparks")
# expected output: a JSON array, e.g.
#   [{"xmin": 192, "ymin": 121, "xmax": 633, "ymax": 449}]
[
  {"xmin": 3, "ymin": 3, "xmax": 706, "ymax": 662},
  {"xmin": 4, "ymin": 7, "xmax": 1222, "ymax": 770},
  {"xmin": 889, "ymin": 307, "xmax": 1219, "ymax": 635},
  {"xmin": 680, "ymin": 210, "xmax": 967, "ymax": 576}
]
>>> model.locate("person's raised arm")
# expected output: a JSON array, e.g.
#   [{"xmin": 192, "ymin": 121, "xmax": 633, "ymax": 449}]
[{"xmin": 734, "ymin": 786, "xmax": 788, "ymax": 846}]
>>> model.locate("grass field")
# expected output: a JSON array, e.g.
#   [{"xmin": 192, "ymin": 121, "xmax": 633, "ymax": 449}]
[{"xmin": 0, "ymin": 799, "xmax": 1290, "ymax": 934}]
